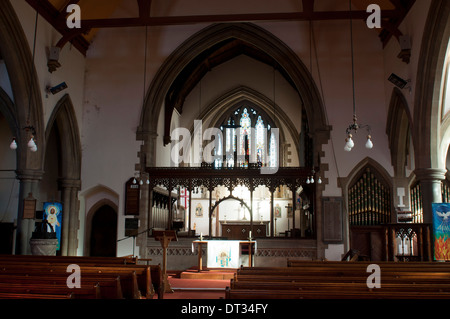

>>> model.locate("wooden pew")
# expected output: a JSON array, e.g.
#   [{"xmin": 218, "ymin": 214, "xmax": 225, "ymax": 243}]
[
  {"xmin": 0, "ymin": 274, "xmax": 123, "ymax": 299},
  {"xmin": 0, "ymin": 282, "xmax": 100, "ymax": 299},
  {"xmin": 0, "ymin": 254, "xmax": 137, "ymax": 265},
  {"xmin": 0, "ymin": 292, "xmax": 74, "ymax": 299},
  {"xmin": 226, "ymin": 261, "xmax": 450, "ymax": 299},
  {"xmin": 0, "ymin": 256, "xmax": 163, "ymax": 299},
  {"xmin": 230, "ymin": 278, "xmax": 450, "ymax": 293},
  {"xmin": 225, "ymin": 287, "xmax": 450, "ymax": 299}
]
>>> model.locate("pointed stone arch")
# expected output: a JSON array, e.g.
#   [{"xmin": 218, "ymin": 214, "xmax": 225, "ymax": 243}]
[
  {"xmin": 137, "ymin": 22, "xmax": 330, "ymax": 168},
  {"xmin": 80, "ymin": 184, "xmax": 120, "ymax": 256},
  {"xmin": 386, "ymin": 87, "xmax": 413, "ymax": 177},
  {"xmin": 0, "ymin": 0, "xmax": 44, "ymax": 172},
  {"xmin": 0, "ymin": 0, "xmax": 44, "ymax": 254},
  {"xmin": 411, "ymin": 0, "xmax": 450, "ymax": 224},
  {"xmin": 45, "ymin": 94, "xmax": 82, "ymax": 181},
  {"xmin": 413, "ymin": 0, "xmax": 450, "ymax": 170},
  {"xmin": 45, "ymin": 94, "xmax": 82, "ymax": 255}
]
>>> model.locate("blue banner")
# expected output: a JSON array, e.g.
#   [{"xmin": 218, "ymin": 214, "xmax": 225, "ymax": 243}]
[{"xmin": 43, "ymin": 202, "xmax": 63, "ymax": 251}]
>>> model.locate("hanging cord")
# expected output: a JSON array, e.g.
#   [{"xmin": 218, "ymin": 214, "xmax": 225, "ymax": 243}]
[
  {"xmin": 26, "ymin": 9, "xmax": 39, "ymax": 125},
  {"xmin": 349, "ymin": 0, "xmax": 356, "ymax": 121},
  {"xmin": 143, "ymin": 26, "xmax": 148, "ymax": 106}
]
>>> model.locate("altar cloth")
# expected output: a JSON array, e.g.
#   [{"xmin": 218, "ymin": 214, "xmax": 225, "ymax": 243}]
[{"xmin": 206, "ymin": 240, "xmax": 240, "ymax": 268}]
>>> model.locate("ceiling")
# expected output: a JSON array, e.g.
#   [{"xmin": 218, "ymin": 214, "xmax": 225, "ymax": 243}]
[{"xmin": 25, "ymin": 0, "xmax": 415, "ymax": 56}]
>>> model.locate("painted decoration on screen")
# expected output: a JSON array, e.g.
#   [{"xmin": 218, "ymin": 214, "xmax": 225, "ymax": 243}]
[
  {"xmin": 43, "ymin": 202, "xmax": 63, "ymax": 251},
  {"xmin": 432, "ymin": 203, "xmax": 450, "ymax": 261}
]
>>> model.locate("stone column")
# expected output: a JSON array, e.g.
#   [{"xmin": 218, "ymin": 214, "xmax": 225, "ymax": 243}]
[
  {"xmin": 59, "ymin": 178, "xmax": 81, "ymax": 256},
  {"xmin": 414, "ymin": 168, "xmax": 447, "ymax": 224},
  {"xmin": 15, "ymin": 169, "xmax": 43, "ymax": 255}
]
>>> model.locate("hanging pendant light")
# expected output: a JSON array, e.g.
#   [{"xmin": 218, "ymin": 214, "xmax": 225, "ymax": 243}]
[{"xmin": 344, "ymin": 0, "xmax": 373, "ymax": 152}]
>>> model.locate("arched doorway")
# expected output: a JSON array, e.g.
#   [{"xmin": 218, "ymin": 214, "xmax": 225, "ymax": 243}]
[{"xmin": 90, "ymin": 205, "xmax": 117, "ymax": 257}]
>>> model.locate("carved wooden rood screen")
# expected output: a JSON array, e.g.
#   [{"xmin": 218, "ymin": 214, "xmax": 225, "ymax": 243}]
[{"xmin": 145, "ymin": 166, "xmax": 316, "ymax": 238}]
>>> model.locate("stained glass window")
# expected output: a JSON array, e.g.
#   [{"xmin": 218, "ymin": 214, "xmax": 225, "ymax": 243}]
[{"xmin": 221, "ymin": 106, "xmax": 277, "ymax": 168}]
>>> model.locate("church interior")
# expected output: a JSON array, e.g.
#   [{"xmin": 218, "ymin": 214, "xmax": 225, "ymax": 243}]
[{"xmin": 1, "ymin": 0, "xmax": 450, "ymax": 301}]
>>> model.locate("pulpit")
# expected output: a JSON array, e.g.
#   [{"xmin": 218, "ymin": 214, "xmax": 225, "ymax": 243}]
[{"xmin": 153, "ymin": 230, "xmax": 177, "ymax": 293}]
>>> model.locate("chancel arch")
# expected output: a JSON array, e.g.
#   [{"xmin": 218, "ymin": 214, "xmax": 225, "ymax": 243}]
[{"xmin": 138, "ymin": 22, "xmax": 330, "ymax": 168}]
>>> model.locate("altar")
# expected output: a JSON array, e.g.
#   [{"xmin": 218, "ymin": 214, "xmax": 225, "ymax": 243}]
[
  {"xmin": 220, "ymin": 221, "xmax": 269, "ymax": 239},
  {"xmin": 192, "ymin": 240, "xmax": 256, "ymax": 270}
]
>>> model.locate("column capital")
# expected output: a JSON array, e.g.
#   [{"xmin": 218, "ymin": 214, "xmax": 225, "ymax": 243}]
[
  {"xmin": 413, "ymin": 168, "xmax": 447, "ymax": 181},
  {"xmin": 58, "ymin": 178, "xmax": 81, "ymax": 189},
  {"xmin": 15, "ymin": 169, "xmax": 44, "ymax": 181}
]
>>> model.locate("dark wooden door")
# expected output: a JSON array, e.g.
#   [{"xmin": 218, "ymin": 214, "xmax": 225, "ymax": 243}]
[
  {"xmin": 350, "ymin": 226, "xmax": 386, "ymax": 261},
  {"xmin": 90, "ymin": 205, "xmax": 117, "ymax": 257}
]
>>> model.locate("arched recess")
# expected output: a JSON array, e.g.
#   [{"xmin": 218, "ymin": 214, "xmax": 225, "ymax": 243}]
[
  {"xmin": 339, "ymin": 157, "xmax": 393, "ymax": 251},
  {"xmin": 386, "ymin": 87, "xmax": 413, "ymax": 178},
  {"xmin": 86, "ymin": 200, "xmax": 118, "ymax": 257},
  {"xmin": 44, "ymin": 94, "xmax": 82, "ymax": 256},
  {"xmin": 80, "ymin": 184, "xmax": 119, "ymax": 256},
  {"xmin": 137, "ymin": 22, "xmax": 330, "ymax": 168}
]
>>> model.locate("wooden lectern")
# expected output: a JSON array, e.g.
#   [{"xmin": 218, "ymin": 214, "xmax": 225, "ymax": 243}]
[{"xmin": 153, "ymin": 230, "xmax": 177, "ymax": 293}]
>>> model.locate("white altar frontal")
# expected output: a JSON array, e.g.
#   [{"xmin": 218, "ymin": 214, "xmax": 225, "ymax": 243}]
[{"xmin": 192, "ymin": 240, "xmax": 256, "ymax": 270}]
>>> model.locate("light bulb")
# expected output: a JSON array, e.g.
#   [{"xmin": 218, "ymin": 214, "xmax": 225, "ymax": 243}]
[
  {"xmin": 133, "ymin": 178, "xmax": 137, "ymax": 184},
  {"xmin": 365, "ymin": 135, "xmax": 373, "ymax": 149},
  {"xmin": 306, "ymin": 177, "xmax": 310, "ymax": 184},
  {"xmin": 146, "ymin": 179, "xmax": 150, "ymax": 185},
  {"xmin": 317, "ymin": 177, "xmax": 322, "ymax": 184},
  {"xmin": 346, "ymin": 136, "xmax": 354, "ymax": 148},
  {"xmin": 30, "ymin": 144, "xmax": 37, "ymax": 152},
  {"xmin": 28, "ymin": 137, "xmax": 36, "ymax": 149},
  {"xmin": 139, "ymin": 179, "xmax": 143, "ymax": 185},
  {"xmin": 344, "ymin": 145, "xmax": 352, "ymax": 152},
  {"xmin": 10, "ymin": 138, "xmax": 17, "ymax": 150},
  {"xmin": 310, "ymin": 176, "xmax": 314, "ymax": 183}
]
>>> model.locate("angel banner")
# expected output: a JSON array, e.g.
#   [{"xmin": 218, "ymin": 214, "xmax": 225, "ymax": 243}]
[{"xmin": 432, "ymin": 203, "xmax": 450, "ymax": 261}]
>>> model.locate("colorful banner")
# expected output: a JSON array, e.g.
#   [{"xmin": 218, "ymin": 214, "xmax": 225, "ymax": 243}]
[
  {"xmin": 432, "ymin": 203, "xmax": 450, "ymax": 261},
  {"xmin": 43, "ymin": 202, "xmax": 63, "ymax": 251}
]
